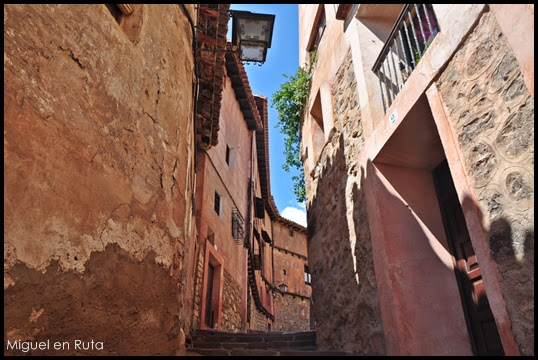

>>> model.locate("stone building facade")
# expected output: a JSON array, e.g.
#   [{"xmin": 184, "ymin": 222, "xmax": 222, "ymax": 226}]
[
  {"xmin": 298, "ymin": 4, "xmax": 533, "ymax": 356},
  {"xmin": 271, "ymin": 222, "xmax": 312, "ymax": 332},
  {"xmin": 4, "ymin": 3, "xmax": 309, "ymax": 356}
]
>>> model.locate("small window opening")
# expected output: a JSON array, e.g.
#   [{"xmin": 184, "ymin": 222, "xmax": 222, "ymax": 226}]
[
  {"xmin": 105, "ymin": 4, "xmax": 123, "ymax": 23},
  {"xmin": 214, "ymin": 192, "xmax": 221, "ymax": 216},
  {"xmin": 304, "ymin": 265, "xmax": 312, "ymax": 285},
  {"xmin": 308, "ymin": 5, "xmax": 326, "ymax": 51},
  {"xmin": 310, "ymin": 90, "xmax": 325, "ymax": 163}
]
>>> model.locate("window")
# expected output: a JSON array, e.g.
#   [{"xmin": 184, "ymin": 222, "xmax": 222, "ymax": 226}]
[
  {"xmin": 225, "ymin": 144, "xmax": 235, "ymax": 170},
  {"xmin": 105, "ymin": 4, "xmax": 143, "ymax": 44},
  {"xmin": 105, "ymin": 4, "xmax": 123, "ymax": 22},
  {"xmin": 310, "ymin": 90, "xmax": 325, "ymax": 163},
  {"xmin": 335, "ymin": 4, "xmax": 353, "ymax": 20},
  {"xmin": 262, "ymin": 230, "xmax": 272, "ymax": 244},
  {"xmin": 283, "ymin": 269, "xmax": 287, "ymax": 276},
  {"xmin": 253, "ymin": 254, "xmax": 262, "ymax": 270},
  {"xmin": 207, "ymin": 228, "xmax": 215, "ymax": 245},
  {"xmin": 371, "ymin": 4, "xmax": 440, "ymax": 112},
  {"xmin": 289, "ymin": 228, "xmax": 294, "ymax": 237},
  {"xmin": 398, "ymin": 4, "xmax": 439, "ymax": 72},
  {"xmin": 214, "ymin": 192, "xmax": 221, "ymax": 216},
  {"xmin": 307, "ymin": 5, "xmax": 326, "ymax": 51},
  {"xmin": 304, "ymin": 265, "xmax": 312, "ymax": 285},
  {"xmin": 254, "ymin": 197, "xmax": 265, "ymax": 219},
  {"xmin": 316, "ymin": 10, "xmax": 326, "ymax": 46},
  {"xmin": 232, "ymin": 208, "xmax": 244, "ymax": 245}
]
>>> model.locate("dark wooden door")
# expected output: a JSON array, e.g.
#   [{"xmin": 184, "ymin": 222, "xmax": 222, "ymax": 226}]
[
  {"xmin": 433, "ymin": 160, "xmax": 504, "ymax": 355},
  {"xmin": 204, "ymin": 263, "xmax": 215, "ymax": 328}
]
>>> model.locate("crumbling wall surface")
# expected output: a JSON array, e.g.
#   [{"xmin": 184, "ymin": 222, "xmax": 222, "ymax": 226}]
[
  {"xmin": 305, "ymin": 52, "xmax": 385, "ymax": 355},
  {"xmin": 436, "ymin": 11, "xmax": 534, "ymax": 356},
  {"xmin": 4, "ymin": 245, "xmax": 183, "ymax": 355},
  {"xmin": 4, "ymin": 4, "xmax": 196, "ymax": 355}
]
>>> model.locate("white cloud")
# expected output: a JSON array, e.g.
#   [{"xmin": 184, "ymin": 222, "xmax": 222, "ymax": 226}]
[{"xmin": 281, "ymin": 207, "xmax": 307, "ymax": 227}]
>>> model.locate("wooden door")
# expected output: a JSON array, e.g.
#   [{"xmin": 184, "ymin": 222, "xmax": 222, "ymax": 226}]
[
  {"xmin": 204, "ymin": 263, "xmax": 215, "ymax": 328},
  {"xmin": 433, "ymin": 160, "xmax": 504, "ymax": 355}
]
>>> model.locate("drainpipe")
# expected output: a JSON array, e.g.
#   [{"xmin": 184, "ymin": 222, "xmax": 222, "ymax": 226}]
[
  {"xmin": 271, "ymin": 220, "xmax": 275, "ymax": 292},
  {"xmin": 243, "ymin": 130, "xmax": 254, "ymax": 330}
]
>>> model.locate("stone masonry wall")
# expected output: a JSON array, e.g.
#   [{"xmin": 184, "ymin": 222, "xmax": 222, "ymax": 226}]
[
  {"xmin": 4, "ymin": 4, "xmax": 196, "ymax": 355},
  {"xmin": 191, "ymin": 241, "xmax": 206, "ymax": 332},
  {"xmin": 436, "ymin": 11, "xmax": 534, "ymax": 355},
  {"xmin": 305, "ymin": 51, "xmax": 385, "ymax": 355},
  {"xmin": 220, "ymin": 269, "xmax": 243, "ymax": 332},
  {"xmin": 248, "ymin": 290, "xmax": 268, "ymax": 332},
  {"xmin": 273, "ymin": 294, "xmax": 310, "ymax": 332}
]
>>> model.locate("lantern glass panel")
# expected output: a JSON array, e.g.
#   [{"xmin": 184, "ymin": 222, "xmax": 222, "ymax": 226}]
[
  {"xmin": 237, "ymin": 16, "xmax": 273, "ymax": 43},
  {"xmin": 240, "ymin": 43, "xmax": 266, "ymax": 62}
]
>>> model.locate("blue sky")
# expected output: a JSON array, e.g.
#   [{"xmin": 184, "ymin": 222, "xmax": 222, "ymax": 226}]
[{"xmin": 228, "ymin": 4, "xmax": 307, "ymax": 226}]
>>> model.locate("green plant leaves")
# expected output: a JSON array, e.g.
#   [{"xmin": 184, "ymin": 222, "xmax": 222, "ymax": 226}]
[{"xmin": 271, "ymin": 50, "xmax": 316, "ymax": 203}]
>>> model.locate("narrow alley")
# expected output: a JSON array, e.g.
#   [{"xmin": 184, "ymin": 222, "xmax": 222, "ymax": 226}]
[{"xmin": 4, "ymin": 4, "xmax": 533, "ymax": 357}]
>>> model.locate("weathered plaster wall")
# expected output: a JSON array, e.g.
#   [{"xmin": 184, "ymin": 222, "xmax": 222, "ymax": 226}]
[
  {"xmin": 273, "ymin": 294, "xmax": 310, "ymax": 332},
  {"xmin": 305, "ymin": 51, "xmax": 385, "ymax": 355},
  {"xmin": 197, "ymin": 80, "xmax": 251, "ymax": 287},
  {"xmin": 4, "ymin": 4, "xmax": 196, "ymax": 355},
  {"xmin": 436, "ymin": 12, "xmax": 534, "ymax": 355}
]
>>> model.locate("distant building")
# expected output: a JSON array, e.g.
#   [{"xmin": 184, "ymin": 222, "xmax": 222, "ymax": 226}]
[
  {"xmin": 299, "ymin": 4, "xmax": 533, "ymax": 356},
  {"xmin": 192, "ymin": 41, "xmax": 311, "ymax": 333},
  {"xmin": 4, "ymin": 4, "xmax": 309, "ymax": 356},
  {"xmin": 192, "ymin": 6, "xmax": 311, "ymax": 333}
]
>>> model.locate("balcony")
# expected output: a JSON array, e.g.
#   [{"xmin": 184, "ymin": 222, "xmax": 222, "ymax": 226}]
[
  {"xmin": 232, "ymin": 208, "xmax": 245, "ymax": 245},
  {"xmin": 372, "ymin": 4, "xmax": 440, "ymax": 113}
]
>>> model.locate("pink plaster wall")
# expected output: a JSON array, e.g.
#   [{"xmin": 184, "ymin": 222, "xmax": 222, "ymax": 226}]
[
  {"xmin": 368, "ymin": 163, "xmax": 472, "ymax": 355},
  {"xmin": 273, "ymin": 250, "xmax": 310, "ymax": 298},
  {"xmin": 273, "ymin": 222, "xmax": 307, "ymax": 256},
  {"xmin": 196, "ymin": 76, "xmax": 256, "ymax": 330},
  {"xmin": 272, "ymin": 222, "xmax": 310, "ymax": 296},
  {"xmin": 199, "ymin": 79, "xmax": 252, "ymax": 284}
]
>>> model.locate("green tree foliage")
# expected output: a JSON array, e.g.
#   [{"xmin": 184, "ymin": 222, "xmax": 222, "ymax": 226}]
[{"xmin": 271, "ymin": 51, "xmax": 316, "ymax": 203}]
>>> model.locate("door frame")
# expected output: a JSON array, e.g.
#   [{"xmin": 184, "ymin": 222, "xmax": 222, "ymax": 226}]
[
  {"xmin": 426, "ymin": 84, "xmax": 519, "ymax": 355},
  {"xmin": 200, "ymin": 239, "xmax": 224, "ymax": 330}
]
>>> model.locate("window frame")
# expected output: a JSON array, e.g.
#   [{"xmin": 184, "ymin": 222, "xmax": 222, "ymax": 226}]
[
  {"xmin": 214, "ymin": 191, "xmax": 222, "ymax": 216},
  {"xmin": 306, "ymin": 5, "xmax": 326, "ymax": 52}
]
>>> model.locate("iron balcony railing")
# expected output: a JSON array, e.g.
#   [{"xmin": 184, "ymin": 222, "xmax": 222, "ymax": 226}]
[
  {"xmin": 232, "ymin": 208, "xmax": 245, "ymax": 245},
  {"xmin": 372, "ymin": 4, "xmax": 440, "ymax": 113}
]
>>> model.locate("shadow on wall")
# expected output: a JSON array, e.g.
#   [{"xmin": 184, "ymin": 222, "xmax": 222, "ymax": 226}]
[
  {"xmin": 306, "ymin": 133, "xmax": 385, "ymax": 355},
  {"xmin": 306, "ymin": 133, "xmax": 533, "ymax": 355},
  {"xmin": 461, "ymin": 196, "xmax": 534, "ymax": 356}
]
